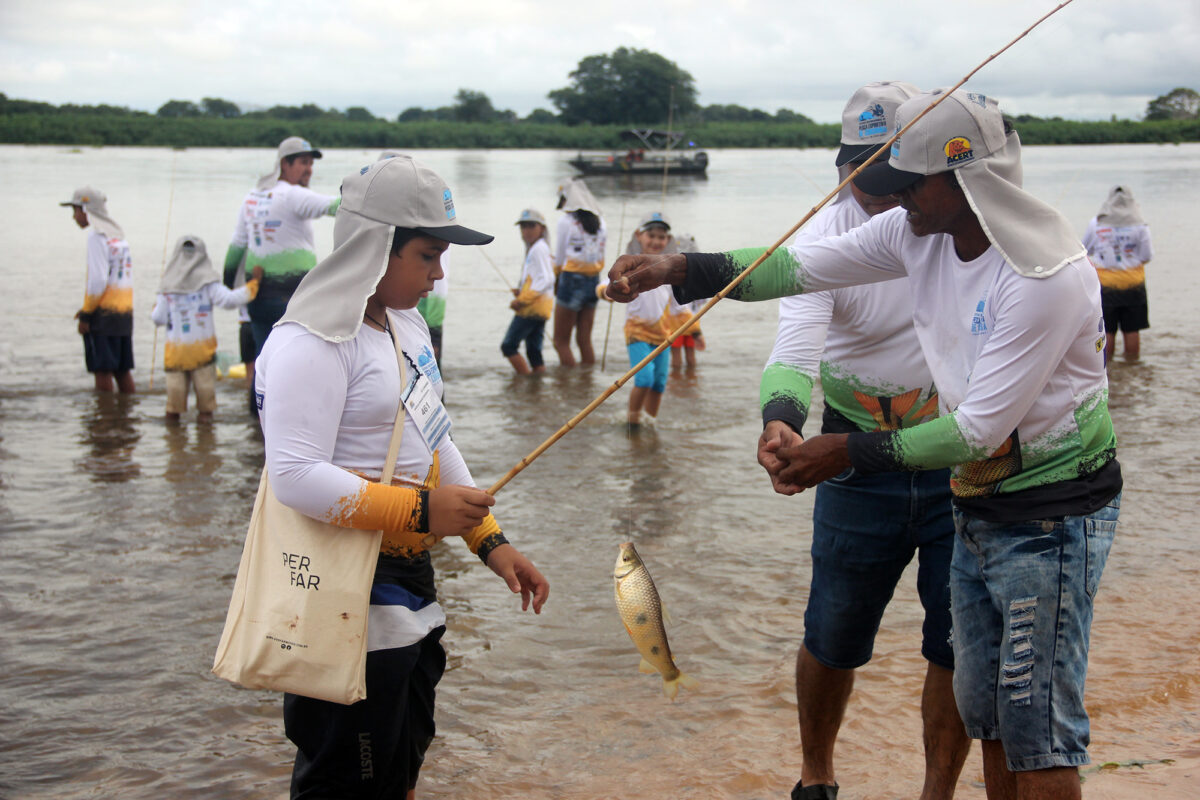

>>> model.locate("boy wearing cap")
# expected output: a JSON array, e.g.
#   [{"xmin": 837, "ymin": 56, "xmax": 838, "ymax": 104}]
[
  {"xmin": 63, "ymin": 187, "xmax": 136, "ymax": 393},
  {"xmin": 757, "ymin": 82, "xmax": 968, "ymax": 800},
  {"xmin": 599, "ymin": 211, "xmax": 674, "ymax": 427},
  {"xmin": 610, "ymin": 89, "xmax": 1119, "ymax": 800},
  {"xmin": 253, "ymin": 154, "xmax": 548, "ymax": 798},
  {"xmin": 501, "ymin": 208, "xmax": 555, "ymax": 374},
  {"xmin": 222, "ymin": 136, "xmax": 340, "ymax": 398}
]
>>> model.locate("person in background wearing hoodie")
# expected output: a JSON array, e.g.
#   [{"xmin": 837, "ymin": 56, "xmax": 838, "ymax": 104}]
[
  {"xmin": 62, "ymin": 186, "xmax": 135, "ymax": 393},
  {"xmin": 501, "ymin": 208, "xmax": 555, "ymax": 374},
  {"xmin": 222, "ymin": 136, "xmax": 340, "ymax": 408},
  {"xmin": 1082, "ymin": 185, "xmax": 1154, "ymax": 362},
  {"xmin": 552, "ymin": 178, "xmax": 606, "ymax": 366},
  {"xmin": 150, "ymin": 236, "xmax": 262, "ymax": 422}
]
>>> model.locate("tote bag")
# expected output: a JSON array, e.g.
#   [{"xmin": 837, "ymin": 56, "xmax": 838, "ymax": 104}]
[{"xmin": 212, "ymin": 323, "xmax": 408, "ymax": 705}]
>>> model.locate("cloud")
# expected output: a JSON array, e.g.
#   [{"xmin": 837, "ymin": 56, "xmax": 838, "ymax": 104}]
[{"xmin": 1, "ymin": 0, "xmax": 1196, "ymax": 121}]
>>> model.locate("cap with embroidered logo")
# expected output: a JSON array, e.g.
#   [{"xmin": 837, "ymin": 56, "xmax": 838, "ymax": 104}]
[
  {"xmin": 836, "ymin": 81, "xmax": 920, "ymax": 167},
  {"xmin": 340, "ymin": 155, "xmax": 493, "ymax": 245},
  {"xmin": 853, "ymin": 89, "xmax": 1007, "ymax": 196},
  {"xmin": 636, "ymin": 211, "xmax": 671, "ymax": 232},
  {"xmin": 515, "ymin": 208, "xmax": 547, "ymax": 226}
]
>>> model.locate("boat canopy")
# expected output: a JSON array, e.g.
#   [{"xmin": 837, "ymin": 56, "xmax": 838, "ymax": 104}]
[{"xmin": 620, "ymin": 129, "xmax": 692, "ymax": 150}]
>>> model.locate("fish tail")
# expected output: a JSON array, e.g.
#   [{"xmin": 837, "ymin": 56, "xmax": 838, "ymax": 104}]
[{"xmin": 662, "ymin": 670, "xmax": 698, "ymax": 700}]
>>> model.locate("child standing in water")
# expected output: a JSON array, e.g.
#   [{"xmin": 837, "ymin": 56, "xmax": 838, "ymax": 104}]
[
  {"xmin": 600, "ymin": 212, "xmax": 674, "ymax": 428},
  {"xmin": 254, "ymin": 155, "xmax": 548, "ymax": 798},
  {"xmin": 662, "ymin": 235, "xmax": 706, "ymax": 371},
  {"xmin": 552, "ymin": 178, "xmax": 606, "ymax": 366},
  {"xmin": 150, "ymin": 236, "xmax": 261, "ymax": 422},
  {"xmin": 500, "ymin": 209, "xmax": 555, "ymax": 374}
]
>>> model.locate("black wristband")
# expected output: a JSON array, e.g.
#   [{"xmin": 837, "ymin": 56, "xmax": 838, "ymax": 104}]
[
  {"xmin": 415, "ymin": 490, "xmax": 430, "ymax": 533},
  {"xmin": 476, "ymin": 532, "xmax": 510, "ymax": 565},
  {"xmin": 762, "ymin": 399, "xmax": 806, "ymax": 437}
]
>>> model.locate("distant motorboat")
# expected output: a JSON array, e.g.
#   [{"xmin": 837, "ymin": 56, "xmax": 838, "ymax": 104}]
[{"xmin": 569, "ymin": 129, "xmax": 709, "ymax": 175}]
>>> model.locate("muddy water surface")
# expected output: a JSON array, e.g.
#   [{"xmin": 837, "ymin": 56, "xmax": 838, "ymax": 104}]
[{"xmin": 1, "ymin": 144, "xmax": 1197, "ymax": 799}]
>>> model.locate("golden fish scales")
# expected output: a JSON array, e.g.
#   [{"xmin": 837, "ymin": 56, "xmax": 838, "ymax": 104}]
[{"xmin": 613, "ymin": 542, "xmax": 697, "ymax": 699}]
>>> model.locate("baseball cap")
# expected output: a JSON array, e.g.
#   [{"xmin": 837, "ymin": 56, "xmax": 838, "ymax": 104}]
[
  {"xmin": 853, "ymin": 89, "xmax": 1008, "ymax": 196},
  {"xmin": 515, "ymin": 208, "xmax": 546, "ymax": 226},
  {"xmin": 340, "ymin": 155, "xmax": 493, "ymax": 245},
  {"xmin": 636, "ymin": 211, "xmax": 671, "ymax": 232},
  {"xmin": 836, "ymin": 81, "xmax": 920, "ymax": 167},
  {"xmin": 278, "ymin": 136, "xmax": 322, "ymax": 160},
  {"xmin": 59, "ymin": 186, "xmax": 103, "ymax": 207}
]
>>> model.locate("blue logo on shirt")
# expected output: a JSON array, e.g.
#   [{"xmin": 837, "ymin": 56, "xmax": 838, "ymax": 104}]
[
  {"xmin": 971, "ymin": 299, "xmax": 988, "ymax": 334},
  {"xmin": 417, "ymin": 347, "xmax": 442, "ymax": 386}
]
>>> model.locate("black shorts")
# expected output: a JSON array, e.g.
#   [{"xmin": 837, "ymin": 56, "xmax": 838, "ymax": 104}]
[
  {"xmin": 1100, "ymin": 284, "xmax": 1149, "ymax": 334},
  {"xmin": 238, "ymin": 321, "xmax": 255, "ymax": 364},
  {"xmin": 82, "ymin": 333, "xmax": 134, "ymax": 373}
]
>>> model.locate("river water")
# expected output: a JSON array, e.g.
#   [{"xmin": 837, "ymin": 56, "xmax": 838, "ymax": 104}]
[{"xmin": 1, "ymin": 143, "xmax": 1197, "ymax": 799}]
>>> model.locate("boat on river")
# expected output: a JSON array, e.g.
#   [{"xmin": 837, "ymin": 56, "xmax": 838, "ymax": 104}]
[{"xmin": 569, "ymin": 129, "xmax": 709, "ymax": 175}]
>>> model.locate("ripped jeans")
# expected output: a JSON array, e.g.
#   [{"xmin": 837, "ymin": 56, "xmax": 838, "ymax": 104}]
[{"xmin": 950, "ymin": 494, "xmax": 1119, "ymax": 772}]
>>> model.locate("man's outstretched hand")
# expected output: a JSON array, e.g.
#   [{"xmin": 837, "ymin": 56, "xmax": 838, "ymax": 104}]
[{"xmin": 605, "ymin": 252, "xmax": 687, "ymax": 302}]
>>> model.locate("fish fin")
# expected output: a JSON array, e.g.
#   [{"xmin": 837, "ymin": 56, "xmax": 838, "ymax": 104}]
[
  {"xmin": 661, "ymin": 601, "xmax": 672, "ymax": 625},
  {"xmin": 662, "ymin": 670, "xmax": 698, "ymax": 701},
  {"xmin": 638, "ymin": 658, "xmax": 657, "ymax": 675}
]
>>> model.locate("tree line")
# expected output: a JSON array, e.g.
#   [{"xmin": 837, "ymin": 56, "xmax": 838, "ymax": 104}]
[{"xmin": 2, "ymin": 47, "xmax": 1197, "ymax": 147}]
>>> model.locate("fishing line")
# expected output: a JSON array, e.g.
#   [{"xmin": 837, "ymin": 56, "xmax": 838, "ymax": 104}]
[
  {"xmin": 419, "ymin": 0, "xmax": 1078, "ymax": 546},
  {"xmin": 600, "ymin": 200, "xmax": 627, "ymax": 371},
  {"xmin": 148, "ymin": 153, "xmax": 178, "ymax": 391},
  {"xmin": 478, "ymin": 246, "xmax": 514, "ymax": 290},
  {"xmin": 661, "ymin": 84, "xmax": 675, "ymax": 199}
]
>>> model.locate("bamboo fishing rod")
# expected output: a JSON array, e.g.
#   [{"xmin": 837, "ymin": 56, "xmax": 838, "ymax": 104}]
[
  {"xmin": 147, "ymin": 154, "xmax": 178, "ymax": 391},
  {"xmin": 420, "ymin": 0, "xmax": 1077, "ymax": 544}
]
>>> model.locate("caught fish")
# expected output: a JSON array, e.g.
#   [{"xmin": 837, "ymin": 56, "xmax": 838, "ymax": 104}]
[{"xmin": 613, "ymin": 541, "xmax": 698, "ymax": 699}]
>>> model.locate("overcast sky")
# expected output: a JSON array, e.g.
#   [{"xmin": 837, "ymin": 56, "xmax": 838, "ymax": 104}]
[{"xmin": 3, "ymin": 0, "xmax": 1197, "ymax": 123}]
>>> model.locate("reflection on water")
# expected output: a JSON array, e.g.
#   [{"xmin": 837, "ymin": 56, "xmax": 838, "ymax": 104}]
[
  {"xmin": 75, "ymin": 393, "xmax": 142, "ymax": 483},
  {"xmin": 2, "ymin": 145, "xmax": 1199, "ymax": 799}
]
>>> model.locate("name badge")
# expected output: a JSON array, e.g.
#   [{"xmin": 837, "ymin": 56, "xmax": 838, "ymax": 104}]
[{"xmin": 401, "ymin": 365, "xmax": 450, "ymax": 452}]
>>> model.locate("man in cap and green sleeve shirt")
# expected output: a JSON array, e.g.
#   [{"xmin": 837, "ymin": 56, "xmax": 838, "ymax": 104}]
[
  {"xmin": 609, "ymin": 89, "xmax": 1120, "ymax": 800},
  {"xmin": 758, "ymin": 81, "xmax": 969, "ymax": 800},
  {"xmin": 222, "ymin": 136, "xmax": 340, "ymax": 402}
]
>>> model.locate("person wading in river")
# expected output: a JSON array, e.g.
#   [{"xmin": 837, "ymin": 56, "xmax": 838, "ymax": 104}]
[
  {"xmin": 757, "ymin": 81, "xmax": 969, "ymax": 800},
  {"xmin": 222, "ymin": 136, "xmax": 340, "ymax": 411},
  {"xmin": 63, "ymin": 186, "xmax": 136, "ymax": 393},
  {"xmin": 608, "ymin": 88, "xmax": 1120, "ymax": 800},
  {"xmin": 551, "ymin": 178, "xmax": 606, "ymax": 366}
]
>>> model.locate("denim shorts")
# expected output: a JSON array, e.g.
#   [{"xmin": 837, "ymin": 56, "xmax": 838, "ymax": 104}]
[
  {"xmin": 500, "ymin": 315, "xmax": 546, "ymax": 367},
  {"xmin": 803, "ymin": 467, "xmax": 955, "ymax": 670},
  {"xmin": 950, "ymin": 494, "xmax": 1119, "ymax": 771},
  {"xmin": 628, "ymin": 340, "xmax": 669, "ymax": 392},
  {"xmin": 555, "ymin": 271, "xmax": 599, "ymax": 312}
]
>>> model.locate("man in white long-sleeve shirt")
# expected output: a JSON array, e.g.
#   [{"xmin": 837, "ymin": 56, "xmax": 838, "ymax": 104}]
[
  {"xmin": 222, "ymin": 136, "xmax": 340, "ymax": 404},
  {"xmin": 610, "ymin": 89, "xmax": 1119, "ymax": 800},
  {"xmin": 757, "ymin": 82, "xmax": 968, "ymax": 800}
]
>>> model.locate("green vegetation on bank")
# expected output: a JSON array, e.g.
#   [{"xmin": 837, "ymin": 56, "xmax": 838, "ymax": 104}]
[
  {"xmin": 3, "ymin": 70, "xmax": 1198, "ymax": 149},
  {"xmin": 2, "ymin": 110, "xmax": 1197, "ymax": 149}
]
